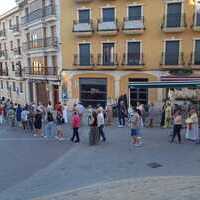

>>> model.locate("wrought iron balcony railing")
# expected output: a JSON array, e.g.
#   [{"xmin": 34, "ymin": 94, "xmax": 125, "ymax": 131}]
[
  {"xmin": 24, "ymin": 67, "xmax": 57, "ymax": 76},
  {"xmin": 97, "ymin": 53, "xmax": 119, "ymax": 66},
  {"xmin": 24, "ymin": 37, "xmax": 58, "ymax": 50},
  {"xmin": 74, "ymin": 54, "xmax": 95, "ymax": 66},
  {"xmin": 122, "ymin": 53, "xmax": 144, "ymax": 66},
  {"xmin": 21, "ymin": 4, "xmax": 56, "ymax": 25}
]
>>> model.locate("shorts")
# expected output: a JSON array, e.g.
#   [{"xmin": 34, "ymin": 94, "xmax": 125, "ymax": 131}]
[{"xmin": 131, "ymin": 129, "xmax": 139, "ymax": 137}]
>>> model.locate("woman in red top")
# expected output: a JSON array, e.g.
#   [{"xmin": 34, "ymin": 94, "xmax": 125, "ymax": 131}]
[
  {"xmin": 71, "ymin": 111, "xmax": 81, "ymax": 143},
  {"xmin": 0, "ymin": 104, "xmax": 4, "ymax": 125}
]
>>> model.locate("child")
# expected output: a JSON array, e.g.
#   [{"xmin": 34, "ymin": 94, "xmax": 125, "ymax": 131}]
[{"xmin": 71, "ymin": 111, "xmax": 81, "ymax": 143}]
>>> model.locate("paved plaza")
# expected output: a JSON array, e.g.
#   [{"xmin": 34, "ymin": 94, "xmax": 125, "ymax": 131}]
[{"xmin": 0, "ymin": 123, "xmax": 200, "ymax": 200}]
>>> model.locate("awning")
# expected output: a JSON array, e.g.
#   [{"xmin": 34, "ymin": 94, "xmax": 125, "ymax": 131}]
[{"xmin": 129, "ymin": 81, "xmax": 200, "ymax": 89}]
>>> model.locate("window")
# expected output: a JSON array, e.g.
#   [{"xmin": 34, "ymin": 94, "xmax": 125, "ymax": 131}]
[
  {"xmin": 102, "ymin": 7, "xmax": 115, "ymax": 22},
  {"xmin": 12, "ymin": 62, "xmax": 15, "ymax": 71},
  {"xmin": 165, "ymin": 40, "xmax": 180, "ymax": 65},
  {"xmin": 79, "ymin": 43, "xmax": 90, "ymax": 66},
  {"xmin": 13, "ymin": 82, "xmax": 16, "ymax": 92},
  {"xmin": 79, "ymin": 9, "xmax": 90, "ymax": 23},
  {"xmin": 127, "ymin": 41, "xmax": 141, "ymax": 65},
  {"xmin": 129, "ymin": 78, "xmax": 148, "ymax": 107},
  {"xmin": 102, "ymin": 43, "xmax": 115, "ymax": 65},
  {"xmin": 128, "ymin": 5, "xmax": 142, "ymax": 20},
  {"xmin": 194, "ymin": 40, "xmax": 200, "ymax": 65},
  {"xmin": 166, "ymin": 2, "xmax": 182, "ymax": 27},
  {"xmin": 10, "ymin": 41, "xmax": 13, "ymax": 51},
  {"xmin": 20, "ymin": 82, "xmax": 23, "ymax": 93},
  {"xmin": 0, "ymin": 80, "xmax": 3, "ymax": 89},
  {"xmin": 196, "ymin": 1, "xmax": 200, "ymax": 26},
  {"xmin": 6, "ymin": 81, "xmax": 9, "ymax": 90},
  {"xmin": 9, "ymin": 19, "xmax": 12, "ymax": 29}
]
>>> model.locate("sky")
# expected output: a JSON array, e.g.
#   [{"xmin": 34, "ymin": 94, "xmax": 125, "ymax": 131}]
[{"xmin": 0, "ymin": 0, "xmax": 16, "ymax": 15}]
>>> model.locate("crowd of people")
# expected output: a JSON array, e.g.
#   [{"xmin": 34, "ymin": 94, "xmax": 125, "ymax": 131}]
[
  {"xmin": 0, "ymin": 95, "xmax": 200, "ymax": 146},
  {"xmin": 0, "ymin": 97, "xmax": 107, "ymax": 144}
]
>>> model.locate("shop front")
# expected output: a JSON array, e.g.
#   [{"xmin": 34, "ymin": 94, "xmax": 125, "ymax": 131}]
[{"xmin": 79, "ymin": 78, "xmax": 107, "ymax": 107}]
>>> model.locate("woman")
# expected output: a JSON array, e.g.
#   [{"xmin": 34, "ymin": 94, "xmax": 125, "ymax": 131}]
[
  {"xmin": 148, "ymin": 103, "xmax": 155, "ymax": 128},
  {"xmin": 106, "ymin": 103, "xmax": 113, "ymax": 126},
  {"xmin": 186, "ymin": 108, "xmax": 199, "ymax": 143},
  {"xmin": 89, "ymin": 110, "xmax": 99, "ymax": 145},
  {"xmin": 45, "ymin": 112, "xmax": 55, "ymax": 139},
  {"xmin": 34, "ymin": 109, "xmax": 42, "ymax": 137},
  {"xmin": 63, "ymin": 103, "xmax": 68, "ymax": 124},
  {"xmin": 171, "ymin": 110, "xmax": 182, "ymax": 144},
  {"xmin": 71, "ymin": 111, "xmax": 81, "ymax": 143},
  {"xmin": 16, "ymin": 104, "xmax": 22, "ymax": 127},
  {"xmin": 56, "ymin": 111, "xmax": 65, "ymax": 141}
]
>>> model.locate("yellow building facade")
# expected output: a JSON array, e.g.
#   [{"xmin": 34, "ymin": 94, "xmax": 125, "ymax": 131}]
[{"xmin": 60, "ymin": 0, "xmax": 200, "ymax": 107}]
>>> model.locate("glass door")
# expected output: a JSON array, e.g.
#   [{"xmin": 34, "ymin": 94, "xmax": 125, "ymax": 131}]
[
  {"xmin": 103, "ymin": 43, "xmax": 114, "ymax": 65},
  {"xmin": 165, "ymin": 40, "xmax": 180, "ymax": 65},
  {"xmin": 127, "ymin": 42, "xmax": 140, "ymax": 65},
  {"xmin": 167, "ymin": 3, "xmax": 182, "ymax": 27},
  {"xmin": 79, "ymin": 43, "xmax": 90, "ymax": 66}
]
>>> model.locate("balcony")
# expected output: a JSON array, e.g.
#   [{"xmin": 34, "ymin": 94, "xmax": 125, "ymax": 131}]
[
  {"xmin": 24, "ymin": 37, "xmax": 58, "ymax": 52},
  {"xmin": 9, "ymin": 24, "xmax": 20, "ymax": 36},
  {"xmin": 97, "ymin": 54, "xmax": 118, "ymax": 68},
  {"xmin": 73, "ymin": 20, "xmax": 94, "ymax": 37},
  {"xmin": 0, "ymin": 69, "xmax": 9, "ymax": 76},
  {"xmin": 0, "ymin": 30, "xmax": 6, "ymax": 40},
  {"xmin": 122, "ymin": 17, "xmax": 145, "ymax": 35},
  {"xmin": 24, "ymin": 67, "xmax": 57, "ymax": 76},
  {"xmin": 21, "ymin": 4, "xmax": 56, "ymax": 26},
  {"xmin": 122, "ymin": 53, "xmax": 144, "ymax": 69},
  {"xmin": 74, "ymin": 54, "xmax": 95, "ymax": 68},
  {"xmin": 160, "ymin": 52, "xmax": 185, "ymax": 69},
  {"xmin": 97, "ymin": 19, "xmax": 119, "ymax": 35},
  {"xmin": 13, "ymin": 47, "xmax": 22, "ymax": 59},
  {"xmin": 161, "ymin": 13, "xmax": 187, "ymax": 33},
  {"xmin": 75, "ymin": 0, "xmax": 94, "ymax": 2},
  {"xmin": 191, "ymin": 13, "xmax": 200, "ymax": 32},
  {"xmin": 0, "ymin": 50, "xmax": 8, "ymax": 60},
  {"xmin": 188, "ymin": 52, "xmax": 200, "ymax": 68},
  {"xmin": 15, "ymin": 68, "xmax": 23, "ymax": 78}
]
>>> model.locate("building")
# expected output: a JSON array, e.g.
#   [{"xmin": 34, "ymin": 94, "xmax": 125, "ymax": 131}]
[
  {"xmin": 0, "ymin": 7, "xmax": 25, "ymax": 104},
  {"xmin": 14, "ymin": 0, "xmax": 62, "ymax": 106},
  {"xmin": 60, "ymin": 0, "xmax": 200, "ymax": 107}
]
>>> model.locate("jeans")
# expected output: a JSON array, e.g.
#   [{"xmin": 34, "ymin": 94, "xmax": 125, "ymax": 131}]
[
  {"xmin": 171, "ymin": 124, "xmax": 182, "ymax": 143},
  {"xmin": 98, "ymin": 125, "xmax": 106, "ymax": 141},
  {"xmin": 71, "ymin": 128, "xmax": 80, "ymax": 142},
  {"xmin": 0, "ymin": 115, "xmax": 3, "ymax": 125},
  {"xmin": 45, "ymin": 122, "xmax": 55, "ymax": 138},
  {"xmin": 118, "ymin": 114, "xmax": 125, "ymax": 126}
]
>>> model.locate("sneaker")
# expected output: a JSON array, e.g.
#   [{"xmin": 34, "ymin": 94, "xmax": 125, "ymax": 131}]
[
  {"xmin": 59, "ymin": 138, "xmax": 65, "ymax": 141},
  {"xmin": 118, "ymin": 125, "xmax": 123, "ymax": 128},
  {"xmin": 55, "ymin": 136, "xmax": 59, "ymax": 139},
  {"xmin": 33, "ymin": 134, "xmax": 37, "ymax": 137},
  {"xmin": 74, "ymin": 140, "xmax": 80, "ymax": 143},
  {"xmin": 44, "ymin": 135, "xmax": 47, "ymax": 138}
]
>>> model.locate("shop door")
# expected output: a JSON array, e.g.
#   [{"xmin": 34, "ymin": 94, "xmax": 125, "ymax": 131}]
[
  {"xmin": 36, "ymin": 82, "xmax": 49, "ymax": 106},
  {"xmin": 129, "ymin": 78, "xmax": 148, "ymax": 107},
  {"xmin": 79, "ymin": 78, "xmax": 107, "ymax": 108},
  {"xmin": 53, "ymin": 85, "xmax": 59, "ymax": 107}
]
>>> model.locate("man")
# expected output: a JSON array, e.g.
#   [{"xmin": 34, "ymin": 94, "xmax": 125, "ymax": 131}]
[
  {"xmin": 97, "ymin": 107, "xmax": 106, "ymax": 142},
  {"xmin": 21, "ymin": 107, "xmax": 29, "ymax": 131}
]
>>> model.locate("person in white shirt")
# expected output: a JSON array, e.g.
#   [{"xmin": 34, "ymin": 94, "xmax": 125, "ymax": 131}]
[
  {"xmin": 97, "ymin": 107, "xmax": 106, "ymax": 142},
  {"xmin": 21, "ymin": 107, "xmax": 29, "ymax": 131}
]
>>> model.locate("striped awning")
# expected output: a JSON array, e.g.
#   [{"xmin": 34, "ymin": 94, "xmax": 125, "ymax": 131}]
[{"xmin": 129, "ymin": 81, "xmax": 200, "ymax": 89}]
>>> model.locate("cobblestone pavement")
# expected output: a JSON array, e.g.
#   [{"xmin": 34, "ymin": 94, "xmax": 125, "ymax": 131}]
[
  {"xmin": 0, "ymin": 124, "xmax": 200, "ymax": 200},
  {"xmin": 34, "ymin": 176, "xmax": 200, "ymax": 200}
]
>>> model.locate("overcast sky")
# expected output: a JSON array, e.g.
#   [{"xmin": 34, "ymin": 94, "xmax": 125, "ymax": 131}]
[{"xmin": 0, "ymin": 0, "xmax": 16, "ymax": 15}]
